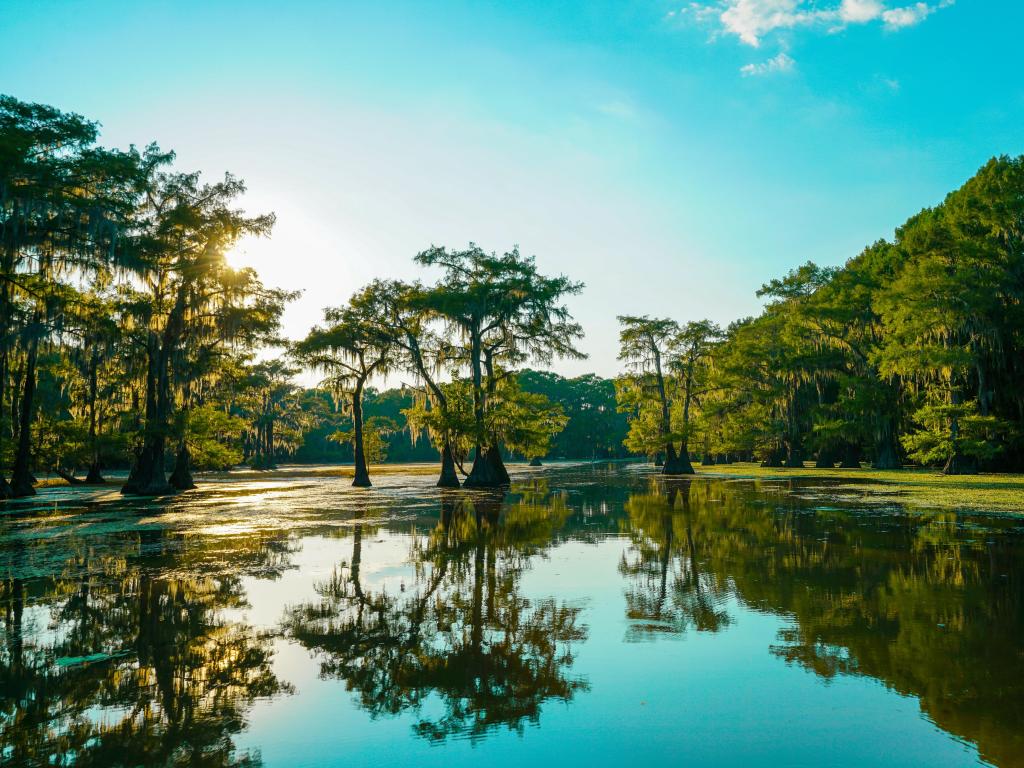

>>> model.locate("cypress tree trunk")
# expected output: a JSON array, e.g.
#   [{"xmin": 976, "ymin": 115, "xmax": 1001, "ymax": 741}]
[
  {"xmin": 672, "ymin": 367, "xmax": 697, "ymax": 477},
  {"xmin": 465, "ymin": 323, "xmax": 502, "ymax": 488},
  {"xmin": 123, "ymin": 332, "xmax": 173, "ymax": 496},
  {"xmin": 0, "ymin": 342, "xmax": 11, "ymax": 499},
  {"xmin": 169, "ymin": 444, "xmax": 195, "ymax": 490},
  {"xmin": 943, "ymin": 412, "xmax": 977, "ymax": 475},
  {"xmin": 761, "ymin": 448, "xmax": 785, "ymax": 468},
  {"xmin": 464, "ymin": 446, "xmax": 503, "ymax": 487},
  {"xmin": 486, "ymin": 445, "xmax": 510, "ymax": 484},
  {"xmin": 0, "ymin": 268, "xmax": 13, "ymax": 499},
  {"xmin": 85, "ymin": 346, "xmax": 105, "ymax": 484},
  {"xmin": 662, "ymin": 442, "xmax": 694, "ymax": 475},
  {"xmin": 783, "ymin": 444, "xmax": 804, "ymax": 468},
  {"xmin": 352, "ymin": 382, "xmax": 371, "ymax": 487},
  {"xmin": 266, "ymin": 416, "xmax": 275, "ymax": 468},
  {"xmin": 868, "ymin": 415, "xmax": 901, "ymax": 468},
  {"xmin": 11, "ymin": 338, "xmax": 38, "ymax": 498},
  {"xmin": 437, "ymin": 442, "xmax": 460, "ymax": 488}
]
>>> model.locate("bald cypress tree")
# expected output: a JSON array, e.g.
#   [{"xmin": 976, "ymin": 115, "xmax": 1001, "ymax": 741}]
[{"xmin": 414, "ymin": 245, "xmax": 583, "ymax": 488}]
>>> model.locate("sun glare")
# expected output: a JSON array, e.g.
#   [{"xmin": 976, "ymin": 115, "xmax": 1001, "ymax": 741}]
[{"xmin": 224, "ymin": 246, "xmax": 248, "ymax": 269}]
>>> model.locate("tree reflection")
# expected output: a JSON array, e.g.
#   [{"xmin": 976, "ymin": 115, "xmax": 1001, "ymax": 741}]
[
  {"xmin": 0, "ymin": 532, "xmax": 293, "ymax": 767},
  {"xmin": 283, "ymin": 484, "xmax": 589, "ymax": 742},
  {"xmin": 620, "ymin": 478, "xmax": 732, "ymax": 639},
  {"xmin": 650, "ymin": 477, "xmax": 1024, "ymax": 768}
]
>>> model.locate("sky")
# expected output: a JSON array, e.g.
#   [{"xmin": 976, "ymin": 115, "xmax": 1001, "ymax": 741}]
[{"xmin": 2, "ymin": 0, "xmax": 1021, "ymax": 380}]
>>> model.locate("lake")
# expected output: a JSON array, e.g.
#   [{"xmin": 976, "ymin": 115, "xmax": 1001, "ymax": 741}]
[{"xmin": 1, "ymin": 462, "xmax": 1022, "ymax": 767}]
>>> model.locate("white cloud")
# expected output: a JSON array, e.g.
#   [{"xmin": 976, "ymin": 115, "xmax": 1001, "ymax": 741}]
[
  {"xmin": 675, "ymin": 0, "xmax": 952, "ymax": 46},
  {"xmin": 881, "ymin": 2, "xmax": 934, "ymax": 28},
  {"xmin": 840, "ymin": 0, "xmax": 883, "ymax": 23},
  {"xmin": 740, "ymin": 51, "xmax": 796, "ymax": 76}
]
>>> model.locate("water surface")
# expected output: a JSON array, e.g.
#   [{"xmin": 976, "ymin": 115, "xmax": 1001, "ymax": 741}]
[{"xmin": 2, "ymin": 463, "xmax": 1022, "ymax": 767}]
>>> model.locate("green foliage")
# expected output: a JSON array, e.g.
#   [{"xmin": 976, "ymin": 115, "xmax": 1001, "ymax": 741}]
[
  {"xmin": 177, "ymin": 406, "xmax": 246, "ymax": 470},
  {"xmin": 487, "ymin": 379, "xmax": 567, "ymax": 461},
  {"xmin": 619, "ymin": 155, "xmax": 1024, "ymax": 474},
  {"xmin": 901, "ymin": 404, "xmax": 1009, "ymax": 466},
  {"xmin": 331, "ymin": 416, "xmax": 398, "ymax": 465},
  {"xmin": 517, "ymin": 370, "xmax": 628, "ymax": 458}
]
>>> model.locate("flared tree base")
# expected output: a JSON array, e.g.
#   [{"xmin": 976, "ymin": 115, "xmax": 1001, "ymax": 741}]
[
  {"xmin": 85, "ymin": 463, "xmax": 106, "ymax": 484},
  {"xmin": 662, "ymin": 454, "xmax": 695, "ymax": 476},
  {"xmin": 169, "ymin": 447, "xmax": 196, "ymax": 491},
  {"xmin": 437, "ymin": 446, "xmax": 461, "ymax": 488},
  {"xmin": 464, "ymin": 446, "xmax": 510, "ymax": 488},
  {"xmin": 11, "ymin": 472, "xmax": 36, "ymax": 497}
]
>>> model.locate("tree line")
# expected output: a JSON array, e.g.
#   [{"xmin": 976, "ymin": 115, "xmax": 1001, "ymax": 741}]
[
  {"xmin": 290, "ymin": 372, "xmax": 629, "ymax": 466},
  {"xmin": 4, "ymin": 92, "xmax": 1024, "ymax": 498},
  {"xmin": 0, "ymin": 95, "xmax": 607, "ymax": 496},
  {"xmin": 616, "ymin": 155, "xmax": 1024, "ymax": 476}
]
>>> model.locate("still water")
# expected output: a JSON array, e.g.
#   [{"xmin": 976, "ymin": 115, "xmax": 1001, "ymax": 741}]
[{"xmin": 1, "ymin": 463, "xmax": 1022, "ymax": 767}]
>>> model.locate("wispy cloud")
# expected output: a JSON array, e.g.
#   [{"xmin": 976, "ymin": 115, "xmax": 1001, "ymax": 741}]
[
  {"xmin": 881, "ymin": 2, "xmax": 940, "ymax": 28},
  {"xmin": 670, "ymin": 0, "xmax": 953, "ymax": 47},
  {"xmin": 740, "ymin": 51, "xmax": 795, "ymax": 76}
]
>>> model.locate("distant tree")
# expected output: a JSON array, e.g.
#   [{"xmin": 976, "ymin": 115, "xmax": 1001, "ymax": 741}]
[
  {"xmin": 368, "ymin": 279, "xmax": 465, "ymax": 486},
  {"xmin": 516, "ymin": 370, "xmax": 628, "ymax": 459},
  {"xmin": 668, "ymin": 320, "xmax": 723, "ymax": 467},
  {"xmin": 876, "ymin": 187, "xmax": 1009, "ymax": 473},
  {"xmin": 617, "ymin": 316, "xmax": 693, "ymax": 474},
  {"xmin": 294, "ymin": 285, "xmax": 395, "ymax": 487}
]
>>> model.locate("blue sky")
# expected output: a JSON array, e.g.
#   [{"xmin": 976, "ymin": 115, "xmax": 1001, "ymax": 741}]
[{"xmin": 2, "ymin": 1, "xmax": 1020, "ymax": 377}]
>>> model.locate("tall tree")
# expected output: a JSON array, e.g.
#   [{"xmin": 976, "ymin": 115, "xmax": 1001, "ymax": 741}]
[
  {"xmin": 120, "ymin": 156, "xmax": 283, "ymax": 494},
  {"xmin": 617, "ymin": 315, "xmax": 693, "ymax": 474},
  {"xmin": 415, "ymin": 245, "xmax": 583, "ymax": 487},
  {"xmin": 294, "ymin": 285, "xmax": 395, "ymax": 487},
  {"xmin": 0, "ymin": 96, "xmax": 139, "ymax": 496}
]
